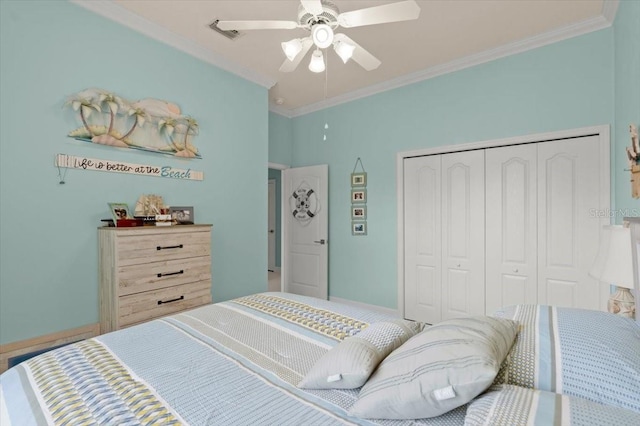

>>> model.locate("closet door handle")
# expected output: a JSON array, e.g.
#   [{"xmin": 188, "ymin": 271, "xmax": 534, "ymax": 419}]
[
  {"xmin": 157, "ymin": 244, "xmax": 183, "ymax": 251},
  {"xmin": 157, "ymin": 270, "xmax": 184, "ymax": 278},
  {"xmin": 157, "ymin": 295, "xmax": 184, "ymax": 305}
]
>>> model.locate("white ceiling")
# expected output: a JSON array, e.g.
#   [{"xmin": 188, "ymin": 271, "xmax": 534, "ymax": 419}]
[{"xmin": 78, "ymin": 1, "xmax": 617, "ymax": 117}]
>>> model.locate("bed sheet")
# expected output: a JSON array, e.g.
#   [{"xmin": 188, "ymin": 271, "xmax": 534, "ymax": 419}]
[{"xmin": 1, "ymin": 292, "xmax": 466, "ymax": 426}]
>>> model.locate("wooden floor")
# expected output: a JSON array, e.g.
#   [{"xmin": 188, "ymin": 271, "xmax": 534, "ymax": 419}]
[{"xmin": 268, "ymin": 270, "xmax": 281, "ymax": 292}]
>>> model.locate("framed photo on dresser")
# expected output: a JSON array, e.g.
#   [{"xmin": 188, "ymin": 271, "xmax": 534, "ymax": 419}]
[
  {"xmin": 108, "ymin": 202, "xmax": 130, "ymax": 222},
  {"xmin": 169, "ymin": 206, "xmax": 194, "ymax": 224}
]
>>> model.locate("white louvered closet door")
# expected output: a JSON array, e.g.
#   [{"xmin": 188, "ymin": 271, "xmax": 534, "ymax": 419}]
[
  {"xmin": 404, "ymin": 155, "xmax": 442, "ymax": 324},
  {"xmin": 485, "ymin": 144, "xmax": 538, "ymax": 314},
  {"xmin": 537, "ymin": 136, "xmax": 604, "ymax": 310},
  {"xmin": 441, "ymin": 150, "xmax": 485, "ymax": 320}
]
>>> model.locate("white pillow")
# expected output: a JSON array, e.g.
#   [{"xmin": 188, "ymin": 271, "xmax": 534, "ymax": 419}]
[
  {"xmin": 349, "ymin": 316, "xmax": 518, "ymax": 419},
  {"xmin": 298, "ymin": 319, "xmax": 423, "ymax": 389}
]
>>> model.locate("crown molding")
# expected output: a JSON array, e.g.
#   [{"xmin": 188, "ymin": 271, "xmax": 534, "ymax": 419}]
[
  {"xmin": 268, "ymin": 104, "xmax": 294, "ymax": 118},
  {"xmin": 290, "ymin": 11, "xmax": 615, "ymax": 117},
  {"xmin": 69, "ymin": 0, "xmax": 277, "ymax": 90},
  {"xmin": 602, "ymin": 0, "xmax": 620, "ymax": 24}
]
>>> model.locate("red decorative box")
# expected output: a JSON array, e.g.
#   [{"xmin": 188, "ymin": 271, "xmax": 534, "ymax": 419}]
[{"xmin": 116, "ymin": 218, "xmax": 144, "ymax": 227}]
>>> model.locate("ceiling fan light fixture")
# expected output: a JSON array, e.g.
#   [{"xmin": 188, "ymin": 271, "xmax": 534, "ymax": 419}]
[
  {"xmin": 334, "ymin": 40, "xmax": 355, "ymax": 63},
  {"xmin": 281, "ymin": 38, "xmax": 303, "ymax": 61},
  {"xmin": 312, "ymin": 23, "xmax": 334, "ymax": 48},
  {"xmin": 308, "ymin": 49, "xmax": 325, "ymax": 73}
]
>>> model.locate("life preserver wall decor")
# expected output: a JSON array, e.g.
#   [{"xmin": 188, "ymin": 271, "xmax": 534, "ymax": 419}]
[{"xmin": 290, "ymin": 181, "xmax": 320, "ymax": 224}]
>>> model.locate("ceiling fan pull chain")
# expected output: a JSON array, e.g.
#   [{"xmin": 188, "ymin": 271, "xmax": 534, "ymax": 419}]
[{"xmin": 323, "ymin": 54, "xmax": 329, "ymax": 141}]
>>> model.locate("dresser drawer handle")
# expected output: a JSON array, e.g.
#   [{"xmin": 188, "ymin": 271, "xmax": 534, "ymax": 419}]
[
  {"xmin": 157, "ymin": 270, "xmax": 184, "ymax": 278},
  {"xmin": 157, "ymin": 244, "xmax": 183, "ymax": 251},
  {"xmin": 157, "ymin": 295, "xmax": 184, "ymax": 305}
]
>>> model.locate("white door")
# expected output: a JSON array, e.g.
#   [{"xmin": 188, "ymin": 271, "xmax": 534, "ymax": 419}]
[
  {"xmin": 282, "ymin": 165, "xmax": 328, "ymax": 299},
  {"xmin": 537, "ymin": 136, "xmax": 604, "ymax": 310},
  {"xmin": 441, "ymin": 150, "xmax": 486, "ymax": 320},
  {"xmin": 485, "ymin": 144, "xmax": 538, "ymax": 314},
  {"xmin": 268, "ymin": 179, "xmax": 276, "ymax": 272},
  {"xmin": 404, "ymin": 155, "xmax": 442, "ymax": 324}
]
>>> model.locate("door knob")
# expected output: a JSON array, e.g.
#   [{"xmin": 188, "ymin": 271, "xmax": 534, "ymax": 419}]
[
  {"xmin": 314, "ymin": 239, "xmax": 326, "ymax": 245},
  {"xmin": 269, "ymin": 229, "xmax": 275, "ymax": 233}
]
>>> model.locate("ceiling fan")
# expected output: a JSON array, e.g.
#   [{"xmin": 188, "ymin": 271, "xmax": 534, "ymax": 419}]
[{"xmin": 216, "ymin": 0, "xmax": 420, "ymax": 73}]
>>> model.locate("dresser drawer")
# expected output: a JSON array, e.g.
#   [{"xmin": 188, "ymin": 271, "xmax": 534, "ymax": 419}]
[
  {"xmin": 117, "ymin": 231, "xmax": 210, "ymax": 266},
  {"xmin": 118, "ymin": 281, "xmax": 211, "ymax": 328},
  {"xmin": 118, "ymin": 256, "xmax": 211, "ymax": 297}
]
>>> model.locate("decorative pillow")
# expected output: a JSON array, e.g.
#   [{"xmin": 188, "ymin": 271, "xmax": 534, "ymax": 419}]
[
  {"xmin": 465, "ymin": 385, "xmax": 640, "ymax": 426},
  {"xmin": 493, "ymin": 305, "xmax": 640, "ymax": 413},
  {"xmin": 298, "ymin": 319, "xmax": 423, "ymax": 389},
  {"xmin": 349, "ymin": 316, "xmax": 518, "ymax": 419}
]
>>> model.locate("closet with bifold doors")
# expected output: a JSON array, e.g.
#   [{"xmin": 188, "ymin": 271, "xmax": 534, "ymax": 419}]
[{"xmin": 403, "ymin": 134, "xmax": 609, "ymax": 325}]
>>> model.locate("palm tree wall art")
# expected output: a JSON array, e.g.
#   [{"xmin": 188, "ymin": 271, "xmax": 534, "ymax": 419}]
[{"xmin": 65, "ymin": 88, "xmax": 201, "ymax": 159}]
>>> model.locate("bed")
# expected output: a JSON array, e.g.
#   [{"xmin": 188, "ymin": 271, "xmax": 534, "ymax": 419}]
[{"xmin": 1, "ymin": 292, "xmax": 639, "ymax": 425}]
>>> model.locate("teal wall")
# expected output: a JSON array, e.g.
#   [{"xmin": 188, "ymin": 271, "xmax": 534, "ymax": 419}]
[
  {"xmin": 614, "ymin": 0, "xmax": 640, "ymax": 220},
  {"xmin": 268, "ymin": 168, "xmax": 282, "ymax": 268},
  {"xmin": 0, "ymin": 1, "xmax": 268, "ymax": 344},
  {"xmin": 269, "ymin": 112, "xmax": 293, "ymax": 166},
  {"xmin": 289, "ymin": 29, "xmax": 615, "ymax": 309}
]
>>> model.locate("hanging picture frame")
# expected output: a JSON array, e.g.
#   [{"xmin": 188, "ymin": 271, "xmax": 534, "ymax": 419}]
[
  {"xmin": 351, "ymin": 172, "xmax": 367, "ymax": 187},
  {"xmin": 351, "ymin": 206, "xmax": 367, "ymax": 220},
  {"xmin": 351, "ymin": 189, "xmax": 367, "ymax": 204},
  {"xmin": 351, "ymin": 157, "xmax": 368, "ymax": 236},
  {"xmin": 352, "ymin": 221, "xmax": 367, "ymax": 236}
]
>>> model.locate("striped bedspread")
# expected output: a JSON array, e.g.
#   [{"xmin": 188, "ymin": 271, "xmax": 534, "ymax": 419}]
[
  {"xmin": 493, "ymin": 304, "xmax": 640, "ymax": 412},
  {"xmin": 1, "ymin": 293, "xmax": 466, "ymax": 426},
  {"xmin": 464, "ymin": 385, "xmax": 640, "ymax": 426}
]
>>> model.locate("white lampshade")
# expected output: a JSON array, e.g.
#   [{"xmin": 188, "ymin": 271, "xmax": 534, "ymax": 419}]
[
  {"xmin": 281, "ymin": 38, "xmax": 303, "ymax": 61},
  {"xmin": 308, "ymin": 50, "xmax": 325, "ymax": 73},
  {"xmin": 312, "ymin": 24, "xmax": 333, "ymax": 49},
  {"xmin": 589, "ymin": 225, "xmax": 634, "ymax": 289},
  {"xmin": 334, "ymin": 40, "xmax": 355, "ymax": 63}
]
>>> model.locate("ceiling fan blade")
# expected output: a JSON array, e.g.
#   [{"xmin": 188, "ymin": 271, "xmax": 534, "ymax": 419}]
[
  {"xmin": 334, "ymin": 34, "xmax": 381, "ymax": 71},
  {"xmin": 337, "ymin": 0, "xmax": 420, "ymax": 28},
  {"xmin": 300, "ymin": 0, "xmax": 324, "ymax": 16},
  {"xmin": 279, "ymin": 38, "xmax": 313, "ymax": 72},
  {"xmin": 216, "ymin": 20, "xmax": 298, "ymax": 31}
]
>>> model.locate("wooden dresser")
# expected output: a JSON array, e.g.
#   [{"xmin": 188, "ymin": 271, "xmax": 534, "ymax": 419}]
[{"xmin": 98, "ymin": 225, "xmax": 212, "ymax": 333}]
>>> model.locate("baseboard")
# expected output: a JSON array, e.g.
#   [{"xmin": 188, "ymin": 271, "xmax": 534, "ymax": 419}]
[
  {"xmin": 0, "ymin": 323, "xmax": 100, "ymax": 373},
  {"xmin": 329, "ymin": 296, "xmax": 400, "ymax": 317}
]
